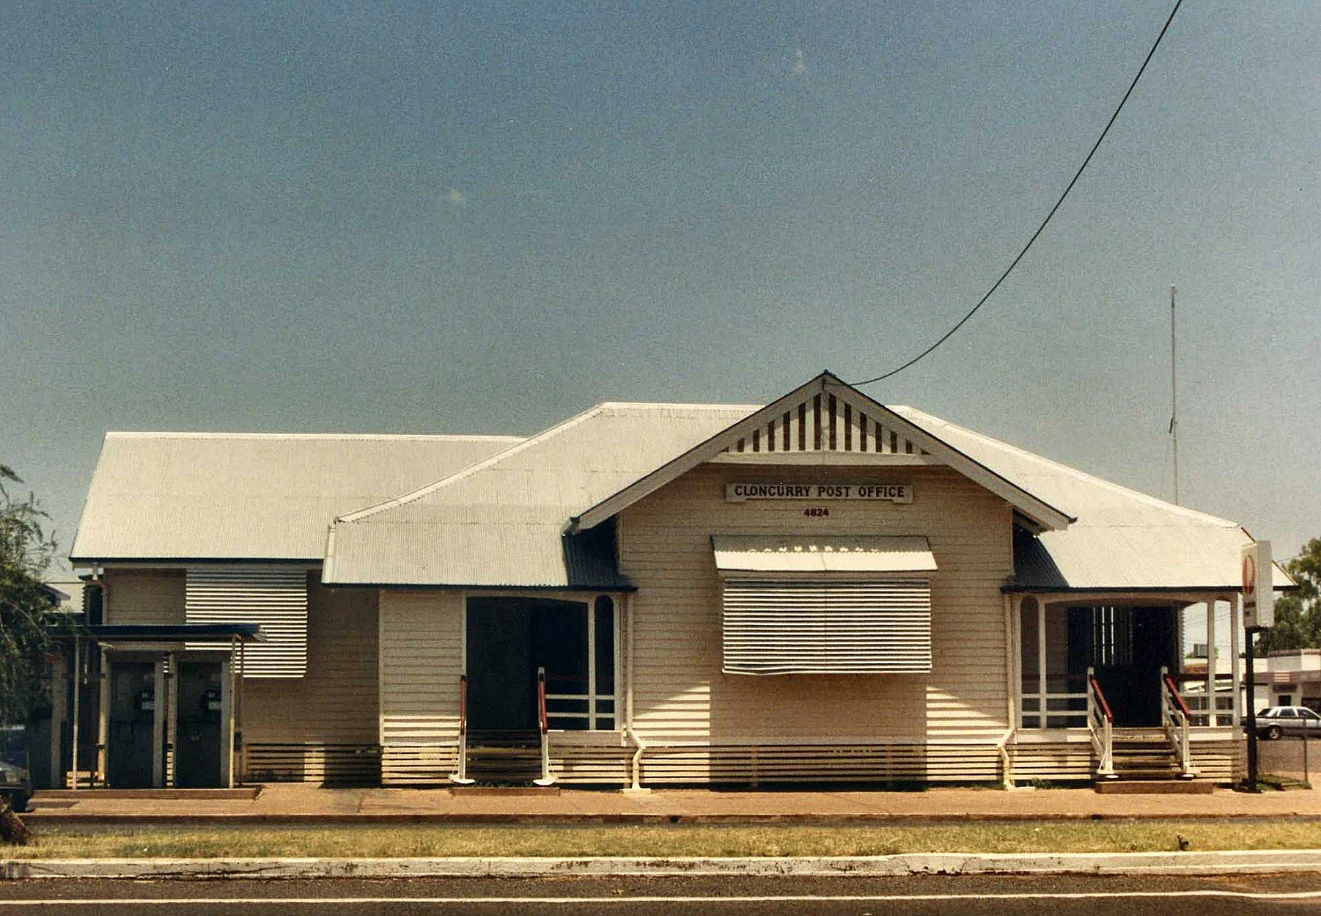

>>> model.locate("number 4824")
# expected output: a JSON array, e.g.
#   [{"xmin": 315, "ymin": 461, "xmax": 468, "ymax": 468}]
[{"xmin": 803, "ymin": 506, "xmax": 830, "ymax": 518}]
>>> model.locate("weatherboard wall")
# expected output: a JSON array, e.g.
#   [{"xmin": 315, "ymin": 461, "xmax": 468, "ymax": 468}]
[
  {"xmin": 617, "ymin": 463, "xmax": 1016, "ymax": 782},
  {"xmin": 377, "ymin": 590, "xmax": 464, "ymax": 784}
]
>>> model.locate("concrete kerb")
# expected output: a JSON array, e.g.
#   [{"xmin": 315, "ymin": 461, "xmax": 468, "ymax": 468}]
[{"xmin": 6, "ymin": 850, "xmax": 1321, "ymax": 880}]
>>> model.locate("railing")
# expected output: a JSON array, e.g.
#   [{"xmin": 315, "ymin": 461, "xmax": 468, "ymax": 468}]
[
  {"xmin": 1087, "ymin": 666, "xmax": 1115, "ymax": 778},
  {"xmin": 533, "ymin": 667, "xmax": 556, "ymax": 786},
  {"xmin": 449, "ymin": 674, "xmax": 474, "ymax": 785},
  {"xmin": 1019, "ymin": 673, "xmax": 1090, "ymax": 729},
  {"xmin": 1170, "ymin": 673, "xmax": 1236, "ymax": 728},
  {"xmin": 544, "ymin": 691, "xmax": 617, "ymax": 730},
  {"xmin": 1160, "ymin": 666, "xmax": 1196, "ymax": 778}
]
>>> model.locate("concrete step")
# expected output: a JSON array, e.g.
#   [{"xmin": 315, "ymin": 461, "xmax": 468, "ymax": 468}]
[
  {"xmin": 449, "ymin": 785, "xmax": 560, "ymax": 796},
  {"xmin": 1095, "ymin": 778, "xmax": 1212, "ymax": 794}
]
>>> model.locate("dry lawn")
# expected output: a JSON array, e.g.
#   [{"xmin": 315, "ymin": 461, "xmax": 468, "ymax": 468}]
[{"xmin": 7, "ymin": 821, "xmax": 1321, "ymax": 859}]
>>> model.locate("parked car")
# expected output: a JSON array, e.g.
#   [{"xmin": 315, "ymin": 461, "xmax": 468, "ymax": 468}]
[
  {"xmin": 0, "ymin": 725, "xmax": 31, "ymax": 812},
  {"xmin": 1256, "ymin": 706, "xmax": 1321, "ymax": 740},
  {"xmin": 0, "ymin": 761, "xmax": 30, "ymax": 813}
]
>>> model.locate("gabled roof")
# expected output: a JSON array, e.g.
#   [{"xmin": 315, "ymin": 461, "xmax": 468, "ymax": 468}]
[
  {"xmin": 569, "ymin": 373, "xmax": 1074, "ymax": 534},
  {"xmin": 71, "ymin": 432, "xmax": 524, "ymax": 563},
  {"xmin": 890, "ymin": 406, "xmax": 1289, "ymax": 593},
  {"xmin": 321, "ymin": 402, "xmax": 759, "ymax": 588}
]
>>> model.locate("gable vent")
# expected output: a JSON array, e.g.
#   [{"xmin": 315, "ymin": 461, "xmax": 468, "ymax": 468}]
[
  {"xmin": 723, "ymin": 392, "xmax": 928, "ymax": 456},
  {"xmin": 185, "ymin": 567, "xmax": 308, "ymax": 677},
  {"xmin": 722, "ymin": 579, "xmax": 932, "ymax": 675}
]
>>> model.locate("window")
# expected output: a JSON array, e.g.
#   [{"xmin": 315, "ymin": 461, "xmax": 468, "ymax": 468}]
[
  {"xmin": 713, "ymin": 535, "xmax": 936, "ymax": 676},
  {"xmin": 591, "ymin": 596, "xmax": 616, "ymax": 730},
  {"xmin": 721, "ymin": 580, "xmax": 932, "ymax": 675}
]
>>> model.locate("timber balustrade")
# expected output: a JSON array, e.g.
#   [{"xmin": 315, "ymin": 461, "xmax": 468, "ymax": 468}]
[
  {"xmin": 1087, "ymin": 666, "xmax": 1115, "ymax": 779},
  {"xmin": 534, "ymin": 667, "xmax": 556, "ymax": 786},
  {"xmin": 449, "ymin": 674, "xmax": 474, "ymax": 785},
  {"xmin": 1161, "ymin": 666, "xmax": 1197, "ymax": 778}
]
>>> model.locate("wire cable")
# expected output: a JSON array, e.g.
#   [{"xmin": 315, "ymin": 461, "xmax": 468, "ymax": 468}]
[{"xmin": 852, "ymin": 0, "xmax": 1185, "ymax": 387}]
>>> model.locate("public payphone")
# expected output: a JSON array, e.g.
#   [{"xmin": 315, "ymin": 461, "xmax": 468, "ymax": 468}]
[
  {"xmin": 175, "ymin": 662, "xmax": 223, "ymax": 788},
  {"xmin": 108, "ymin": 663, "xmax": 156, "ymax": 788}
]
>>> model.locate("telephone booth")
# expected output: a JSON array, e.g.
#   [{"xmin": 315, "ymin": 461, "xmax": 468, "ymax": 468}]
[{"xmin": 55, "ymin": 623, "xmax": 264, "ymax": 790}]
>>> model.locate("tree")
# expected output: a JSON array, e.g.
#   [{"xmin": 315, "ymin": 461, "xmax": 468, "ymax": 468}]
[
  {"xmin": 0, "ymin": 464, "xmax": 60, "ymax": 725},
  {"xmin": 0, "ymin": 464, "xmax": 62, "ymax": 843},
  {"xmin": 1256, "ymin": 538, "xmax": 1321, "ymax": 653}
]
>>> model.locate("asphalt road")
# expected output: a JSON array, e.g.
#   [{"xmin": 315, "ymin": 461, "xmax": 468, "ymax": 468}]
[{"xmin": 3, "ymin": 874, "xmax": 1321, "ymax": 914}]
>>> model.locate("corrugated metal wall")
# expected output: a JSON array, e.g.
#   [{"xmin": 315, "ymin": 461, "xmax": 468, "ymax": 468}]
[{"xmin": 185, "ymin": 567, "xmax": 308, "ymax": 676}]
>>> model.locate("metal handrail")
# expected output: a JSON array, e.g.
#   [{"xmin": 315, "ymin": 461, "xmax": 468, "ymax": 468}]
[
  {"xmin": 534, "ymin": 667, "xmax": 556, "ymax": 786},
  {"xmin": 1160, "ymin": 666, "xmax": 1196, "ymax": 778},
  {"xmin": 1087, "ymin": 667, "xmax": 1115, "ymax": 778},
  {"xmin": 449, "ymin": 674, "xmax": 474, "ymax": 785}
]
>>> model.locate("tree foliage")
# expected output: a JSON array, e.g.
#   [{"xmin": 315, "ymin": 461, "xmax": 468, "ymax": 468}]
[
  {"xmin": 0, "ymin": 464, "xmax": 60, "ymax": 725},
  {"xmin": 1256, "ymin": 538, "xmax": 1321, "ymax": 653}
]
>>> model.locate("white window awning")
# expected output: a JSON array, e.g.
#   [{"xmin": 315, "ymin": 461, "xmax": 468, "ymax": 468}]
[{"xmin": 712, "ymin": 535, "xmax": 937, "ymax": 576}]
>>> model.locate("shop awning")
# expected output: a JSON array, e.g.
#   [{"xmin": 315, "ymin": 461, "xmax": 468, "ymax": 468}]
[{"xmin": 711, "ymin": 535, "xmax": 937, "ymax": 576}]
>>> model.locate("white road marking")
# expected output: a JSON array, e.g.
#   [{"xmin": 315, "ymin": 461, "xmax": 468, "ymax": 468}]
[{"xmin": 2, "ymin": 890, "xmax": 1321, "ymax": 906}]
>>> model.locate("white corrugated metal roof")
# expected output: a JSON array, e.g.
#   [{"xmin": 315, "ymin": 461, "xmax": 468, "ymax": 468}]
[
  {"xmin": 326, "ymin": 393, "xmax": 1282, "ymax": 591},
  {"xmin": 889, "ymin": 406, "xmax": 1284, "ymax": 592},
  {"xmin": 322, "ymin": 403, "xmax": 758, "ymax": 587},
  {"xmin": 71, "ymin": 433, "xmax": 524, "ymax": 562},
  {"xmin": 712, "ymin": 536, "xmax": 937, "ymax": 574},
  {"xmin": 76, "ymin": 378, "xmax": 1285, "ymax": 595}
]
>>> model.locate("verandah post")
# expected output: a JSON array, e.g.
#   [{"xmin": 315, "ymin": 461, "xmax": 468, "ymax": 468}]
[
  {"xmin": 1230, "ymin": 594, "xmax": 1242, "ymax": 729},
  {"xmin": 1037, "ymin": 600, "xmax": 1047, "ymax": 729},
  {"xmin": 1205, "ymin": 599, "xmax": 1217, "ymax": 727}
]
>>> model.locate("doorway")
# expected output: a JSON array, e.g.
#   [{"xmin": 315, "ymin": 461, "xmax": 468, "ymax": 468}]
[
  {"xmin": 1068, "ymin": 606, "xmax": 1177, "ymax": 728},
  {"xmin": 465, "ymin": 597, "xmax": 615, "ymax": 732}
]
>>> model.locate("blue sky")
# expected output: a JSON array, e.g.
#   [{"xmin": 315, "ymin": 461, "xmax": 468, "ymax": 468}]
[{"xmin": 3, "ymin": 1, "xmax": 1319, "ymax": 586}]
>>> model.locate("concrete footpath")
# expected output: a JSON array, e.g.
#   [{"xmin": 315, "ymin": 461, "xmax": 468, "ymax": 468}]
[
  {"xmin": 22, "ymin": 782, "xmax": 1321, "ymax": 825},
  {"xmin": 7, "ymin": 850, "xmax": 1321, "ymax": 880}
]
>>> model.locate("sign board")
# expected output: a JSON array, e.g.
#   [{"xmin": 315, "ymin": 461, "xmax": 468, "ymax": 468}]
[
  {"xmin": 1241, "ymin": 540, "xmax": 1274, "ymax": 630},
  {"xmin": 726, "ymin": 483, "xmax": 912, "ymax": 503}
]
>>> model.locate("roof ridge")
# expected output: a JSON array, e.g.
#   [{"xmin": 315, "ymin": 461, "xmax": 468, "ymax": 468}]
[
  {"xmin": 594, "ymin": 401, "xmax": 764, "ymax": 411},
  {"xmin": 105, "ymin": 432, "xmax": 526, "ymax": 442},
  {"xmin": 891, "ymin": 406, "xmax": 1238, "ymax": 528},
  {"xmin": 332, "ymin": 403, "xmax": 615, "ymax": 525}
]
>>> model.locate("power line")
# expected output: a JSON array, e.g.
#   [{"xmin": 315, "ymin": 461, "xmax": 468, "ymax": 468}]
[{"xmin": 852, "ymin": 0, "xmax": 1185, "ymax": 388}]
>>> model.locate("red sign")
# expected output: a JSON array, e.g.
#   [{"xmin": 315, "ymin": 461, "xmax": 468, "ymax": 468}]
[{"xmin": 1242, "ymin": 554, "xmax": 1257, "ymax": 597}]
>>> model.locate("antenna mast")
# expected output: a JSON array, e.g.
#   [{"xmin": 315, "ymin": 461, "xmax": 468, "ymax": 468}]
[{"xmin": 1170, "ymin": 285, "xmax": 1179, "ymax": 505}]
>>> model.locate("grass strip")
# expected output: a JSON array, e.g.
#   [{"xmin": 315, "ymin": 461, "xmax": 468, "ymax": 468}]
[{"xmin": 7, "ymin": 821, "xmax": 1321, "ymax": 859}]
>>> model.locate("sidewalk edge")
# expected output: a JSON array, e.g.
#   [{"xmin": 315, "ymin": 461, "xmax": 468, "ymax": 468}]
[{"xmin": 6, "ymin": 850, "xmax": 1321, "ymax": 880}]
